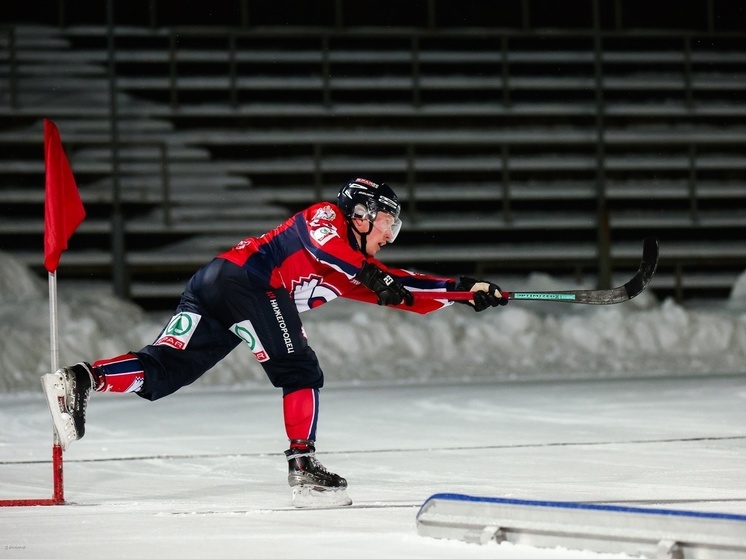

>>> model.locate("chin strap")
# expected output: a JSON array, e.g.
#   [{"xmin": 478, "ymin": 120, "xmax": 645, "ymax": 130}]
[{"xmin": 349, "ymin": 218, "xmax": 374, "ymax": 257}]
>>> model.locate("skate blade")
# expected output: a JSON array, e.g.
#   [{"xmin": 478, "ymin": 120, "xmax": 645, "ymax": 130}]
[
  {"xmin": 291, "ymin": 485, "xmax": 353, "ymax": 508},
  {"xmin": 40, "ymin": 372, "xmax": 76, "ymax": 451}
]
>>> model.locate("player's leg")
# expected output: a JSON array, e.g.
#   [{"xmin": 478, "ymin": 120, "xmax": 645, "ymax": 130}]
[
  {"xmin": 41, "ymin": 260, "xmax": 240, "ymax": 449},
  {"xmin": 230, "ymin": 287, "xmax": 349, "ymax": 502}
]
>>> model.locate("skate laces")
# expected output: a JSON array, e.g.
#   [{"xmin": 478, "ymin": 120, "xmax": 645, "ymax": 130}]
[
  {"xmin": 62, "ymin": 369, "xmax": 77, "ymax": 413},
  {"xmin": 287, "ymin": 449, "xmax": 315, "ymax": 460},
  {"xmin": 66, "ymin": 364, "xmax": 92, "ymax": 422},
  {"xmin": 287, "ymin": 450, "xmax": 332, "ymax": 475},
  {"xmin": 308, "ymin": 455, "xmax": 330, "ymax": 474},
  {"xmin": 289, "ymin": 451, "xmax": 329, "ymax": 472}
]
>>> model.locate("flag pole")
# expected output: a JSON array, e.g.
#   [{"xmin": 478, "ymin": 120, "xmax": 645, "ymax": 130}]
[
  {"xmin": 1, "ymin": 118, "xmax": 81, "ymax": 507},
  {"xmin": 43, "ymin": 116, "xmax": 85, "ymax": 506},
  {"xmin": 49, "ymin": 271, "xmax": 59, "ymax": 378},
  {"xmin": 42, "ymin": 117, "xmax": 84, "ymax": 505},
  {"xmin": 48, "ymin": 270, "xmax": 65, "ymax": 504}
]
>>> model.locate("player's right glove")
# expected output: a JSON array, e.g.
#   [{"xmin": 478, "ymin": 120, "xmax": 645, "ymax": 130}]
[
  {"xmin": 356, "ymin": 262, "xmax": 414, "ymax": 307},
  {"xmin": 456, "ymin": 276, "xmax": 508, "ymax": 312}
]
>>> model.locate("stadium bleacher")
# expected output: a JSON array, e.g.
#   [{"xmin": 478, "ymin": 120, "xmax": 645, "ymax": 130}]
[{"xmin": 1, "ymin": 1, "xmax": 744, "ymax": 309}]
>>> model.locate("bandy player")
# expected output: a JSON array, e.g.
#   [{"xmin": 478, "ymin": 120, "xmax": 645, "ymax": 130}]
[{"xmin": 42, "ymin": 177, "xmax": 507, "ymax": 507}]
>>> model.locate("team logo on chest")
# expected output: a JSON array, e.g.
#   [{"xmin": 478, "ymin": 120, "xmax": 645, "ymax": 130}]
[{"xmin": 292, "ymin": 276, "xmax": 340, "ymax": 312}]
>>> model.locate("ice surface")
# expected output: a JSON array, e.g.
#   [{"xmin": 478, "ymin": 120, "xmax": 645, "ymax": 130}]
[
  {"xmin": 1, "ymin": 251, "xmax": 745, "ymax": 559},
  {"xmin": 2, "ymin": 378, "xmax": 745, "ymax": 559}
]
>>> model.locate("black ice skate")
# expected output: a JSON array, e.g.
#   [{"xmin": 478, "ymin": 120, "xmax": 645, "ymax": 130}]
[
  {"xmin": 41, "ymin": 363, "xmax": 95, "ymax": 451},
  {"xmin": 285, "ymin": 440, "xmax": 352, "ymax": 508}
]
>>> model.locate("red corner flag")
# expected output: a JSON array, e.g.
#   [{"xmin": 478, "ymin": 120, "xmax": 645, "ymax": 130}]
[{"xmin": 44, "ymin": 119, "xmax": 85, "ymax": 273}]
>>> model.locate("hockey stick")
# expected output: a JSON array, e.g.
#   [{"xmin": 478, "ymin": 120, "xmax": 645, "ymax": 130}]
[{"xmin": 413, "ymin": 237, "xmax": 659, "ymax": 305}]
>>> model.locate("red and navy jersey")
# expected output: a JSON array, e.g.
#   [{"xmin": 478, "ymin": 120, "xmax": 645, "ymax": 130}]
[{"xmin": 218, "ymin": 202, "xmax": 456, "ymax": 315}]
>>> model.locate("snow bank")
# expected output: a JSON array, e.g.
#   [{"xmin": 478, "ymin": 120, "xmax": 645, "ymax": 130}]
[{"xmin": 1, "ymin": 251, "xmax": 744, "ymax": 393}]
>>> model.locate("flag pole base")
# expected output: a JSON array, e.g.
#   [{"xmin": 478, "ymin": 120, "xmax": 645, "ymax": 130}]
[{"xmin": 0, "ymin": 443, "xmax": 65, "ymax": 507}]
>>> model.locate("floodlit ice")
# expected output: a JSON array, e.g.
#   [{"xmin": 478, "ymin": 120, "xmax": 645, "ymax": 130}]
[{"xmin": 1, "ymin": 250, "xmax": 745, "ymax": 559}]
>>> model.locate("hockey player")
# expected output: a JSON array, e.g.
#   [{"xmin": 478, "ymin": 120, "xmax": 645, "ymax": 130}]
[{"xmin": 41, "ymin": 177, "xmax": 507, "ymax": 506}]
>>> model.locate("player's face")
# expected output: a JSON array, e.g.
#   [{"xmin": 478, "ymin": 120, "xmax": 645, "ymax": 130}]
[{"xmin": 365, "ymin": 212, "xmax": 399, "ymax": 256}]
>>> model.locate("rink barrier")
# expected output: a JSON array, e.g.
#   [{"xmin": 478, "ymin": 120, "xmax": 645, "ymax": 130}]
[{"xmin": 416, "ymin": 493, "xmax": 746, "ymax": 559}]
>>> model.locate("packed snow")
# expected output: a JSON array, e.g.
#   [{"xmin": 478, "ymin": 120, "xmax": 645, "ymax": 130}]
[
  {"xmin": 2, "ymin": 250, "xmax": 745, "ymax": 393},
  {"xmin": 1, "ymin": 250, "xmax": 745, "ymax": 559}
]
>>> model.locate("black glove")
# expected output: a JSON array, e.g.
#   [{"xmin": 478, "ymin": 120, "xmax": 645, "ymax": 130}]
[
  {"xmin": 457, "ymin": 276, "xmax": 508, "ymax": 312},
  {"xmin": 356, "ymin": 262, "xmax": 414, "ymax": 307}
]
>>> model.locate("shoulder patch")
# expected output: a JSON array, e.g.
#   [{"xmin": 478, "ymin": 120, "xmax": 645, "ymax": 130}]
[
  {"xmin": 312, "ymin": 205, "xmax": 337, "ymax": 222},
  {"xmin": 311, "ymin": 225, "xmax": 339, "ymax": 245}
]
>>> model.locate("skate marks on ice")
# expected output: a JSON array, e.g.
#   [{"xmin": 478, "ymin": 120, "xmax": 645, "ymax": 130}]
[
  {"xmin": 168, "ymin": 501, "xmax": 421, "ymax": 515},
  {"xmin": 4, "ymin": 432, "xmax": 744, "ymax": 467},
  {"xmin": 5, "ymin": 433, "xmax": 744, "ymax": 516}
]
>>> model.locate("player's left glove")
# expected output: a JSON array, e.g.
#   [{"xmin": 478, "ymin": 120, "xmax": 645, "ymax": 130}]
[
  {"xmin": 456, "ymin": 276, "xmax": 508, "ymax": 312},
  {"xmin": 356, "ymin": 262, "xmax": 414, "ymax": 307}
]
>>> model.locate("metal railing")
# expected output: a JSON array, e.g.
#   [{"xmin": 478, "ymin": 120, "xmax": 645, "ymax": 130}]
[
  {"xmin": 1, "ymin": 20, "xmax": 744, "ymax": 299},
  {"xmin": 154, "ymin": 29, "xmax": 726, "ymax": 111}
]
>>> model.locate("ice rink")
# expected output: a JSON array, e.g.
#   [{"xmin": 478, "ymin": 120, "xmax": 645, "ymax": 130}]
[
  {"xmin": 1, "ymin": 251, "xmax": 745, "ymax": 558},
  {"xmin": 1, "ymin": 375, "xmax": 745, "ymax": 559}
]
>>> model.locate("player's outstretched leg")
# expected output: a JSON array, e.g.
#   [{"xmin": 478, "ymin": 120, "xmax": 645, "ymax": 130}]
[
  {"xmin": 41, "ymin": 363, "xmax": 97, "ymax": 451},
  {"xmin": 285, "ymin": 439, "xmax": 351, "ymax": 507}
]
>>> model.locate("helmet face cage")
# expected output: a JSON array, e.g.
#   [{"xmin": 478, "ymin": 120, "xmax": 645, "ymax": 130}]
[{"xmin": 338, "ymin": 179, "xmax": 402, "ymax": 243}]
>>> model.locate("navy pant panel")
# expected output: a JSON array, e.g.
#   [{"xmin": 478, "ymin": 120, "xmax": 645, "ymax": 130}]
[
  {"xmin": 193, "ymin": 260, "xmax": 324, "ymax": 394},
  {"xmin": 231, "ymin": 287, "xmax": 324, "ymax": 395},
  {"xmin": 136, "ymin": 309, "xmax": 240, "ymax": 401},
  {"xmin": 135, "ymin": 258, "xmax": 323, "ymax": 401}
]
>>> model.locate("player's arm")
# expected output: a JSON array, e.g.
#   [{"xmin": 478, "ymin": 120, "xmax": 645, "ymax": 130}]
[
  {"xmin": 343, "ymin": 260, "xmax": 453, "ymax": 314},
  {"xmin": 352, "ymin": 261, "xmax": 507, "ymax": 313}
]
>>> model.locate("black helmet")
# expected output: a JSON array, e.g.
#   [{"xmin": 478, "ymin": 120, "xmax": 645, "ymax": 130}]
[
  {"xmin": 337, "ymin": 177, "xmax": 401, "ymax": 222},
  {"xmin": 337, "ymin": 177, "xmax": 402, "ymax": 254}
]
